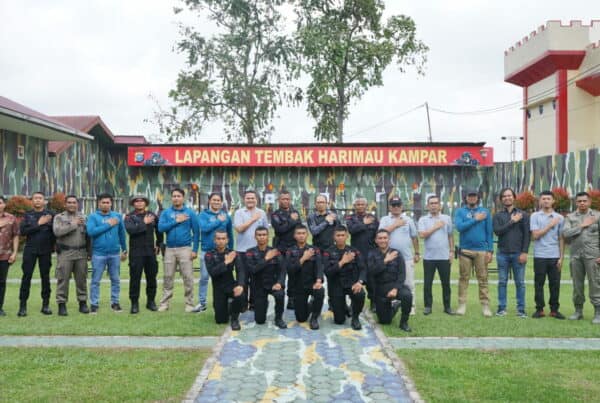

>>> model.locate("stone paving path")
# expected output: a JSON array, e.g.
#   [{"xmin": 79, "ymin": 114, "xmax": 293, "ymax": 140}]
[{"xmin": 187, "ymin": 309, "xmax": 417, "ymax": 403}]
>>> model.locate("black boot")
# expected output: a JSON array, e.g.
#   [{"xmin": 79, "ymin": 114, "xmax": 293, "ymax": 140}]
[
  {"xmin": 230, "ymin": 314, "xmax": 241, "ymax": 331},
  {"xmin": 58, "ymin": 303, "xmax": 68, "ymax": 316},
  {"xmin": 351, "ymin": 315, "xmax": 362, "ymax": 330},
  {"xmin": 41, "ymin": 300, "xmax": 52, "ymax": 315},
  {"xmin": 593, "ymin": 306, "xmax": 600, "ymax": 325},
  {"xmin": 274, "ymin": 316, "xmax": 287, "ymax": 329},
  {"xmin": 146, "ymin": 300, "xmax": 158, "ymax": 311},
  {"xmin": 79, "ymin": 301, "xmax": 89, "ymax": 314},
  {"xmin": 130, "ymin": 300, "xmax": 139, "ymax": 314},
  {"xmin": 399, "ymin": 314, "xmax": 411, "ymax": 332},
  {"xmin": 17, "ymin": 301, "xmax": 27, "ymax": 317},
  {"xmin": 309, "ymin": 313, "xmax": 320, "ymax": 330}
]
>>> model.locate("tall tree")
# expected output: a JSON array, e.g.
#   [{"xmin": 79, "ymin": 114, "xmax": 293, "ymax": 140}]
[
  {"xmin": 295, "ymin": 0, "xmax": 428, "ymax": 142},
  {"xmin": 160, "ymin": 0, "xmax": 296, "ymax": 144}
]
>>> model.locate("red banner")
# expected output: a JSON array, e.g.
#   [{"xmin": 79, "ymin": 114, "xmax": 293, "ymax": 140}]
[{"xmin": 128, "ymin": 145, "xmax": 493, "ymax": 167}]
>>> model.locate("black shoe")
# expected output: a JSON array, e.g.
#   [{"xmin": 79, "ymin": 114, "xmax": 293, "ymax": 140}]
[
  {"xmin": 351, "ymin": 317, "xmax": 362, "ymax": 330},
  {"xmin": 532, "ymin": 310, "xmax": 545, "ymax": 318},
  {"xmin": 550, "ymin": 311, "xmax": 566, "ymax": 320},
  {"xmin": 79, "ymin": 302, "xmax": 89, "ymax": 314},
  {"xmin": 146, "ymin": 301, "xmax": 158, "ymax": 311},
  {"xmin": 309, "ymin": 315, "xmax": 320, "ymax": 330},
  {"xmin": 399, "ymin": 320, "xmax": 412, "ymax": 332},
  {"xmin": 111, "ymin": 303, "xmax": 123, "ymax": 313},
  {"xmin": 130, "ymin": 301, "xmax": 139, "ymax": 314},
  {"xmin": 58, "ymin": 303, "xmax": 67, "ymax": 316},
  {"xmin": 274, "ymin": 318, "xmax": 287, "ymax": 329},
  {"xmin": 41, "ymin": 304, "xmax": 52, "ymax": 315},
  {"xmin": 286, "ymin": 297, "xmax": 295, "ymax": 310},
  {"xmin": 423, "ymin": 307, "xmax": 432, "ymax": 315},
  {"xmin": 90, "ymin": 305, "xmax": 98, "ymax": 314},
  {"xmin": 230, "ymin": 318, "xmax": 241, "ymax": 331},
  {"xmin": 444, "ymin": 307, "xmax": 455, "ymax": 315},
  {"xmin": 17, "ymin": 302, "xmax": 27, "ymax": 317},
  {"xmin": 0, "ymin": 308, "xmax": 5, "ymax": 316}
]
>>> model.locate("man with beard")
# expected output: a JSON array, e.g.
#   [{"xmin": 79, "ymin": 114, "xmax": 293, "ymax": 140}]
[{"xmin": 53, "ymin": 195, "xmax": 89, "ymax": 315}]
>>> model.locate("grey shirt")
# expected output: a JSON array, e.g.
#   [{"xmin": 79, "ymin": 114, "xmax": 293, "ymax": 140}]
[
  {"xmin": 53, "ymin": 211, "xmax": 88, "ymax": 260},
  {"xmin": 530, "ymin": 210, "xmax": 563, "ymax": 259},
  {"xmin": 379, "ymin": 213, "xmax": 418, "ymax": 260},
  {"xmin": 233, "ymin": 207, "xmax": 268, "ymax": 252},
  {"xmin": 418, "ymin": 213, "xmax": 453, "ymax": 260},
  {"xmin": 562, "ymin": 209, "xmax": 600, "ymax": 259}
]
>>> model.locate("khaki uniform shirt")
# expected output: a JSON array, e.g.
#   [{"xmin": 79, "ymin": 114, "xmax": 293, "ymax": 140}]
[
  {"xmin": 53, "ymin": 211, "xmax": 88, "ymax": 260},
  {"xmin": 562, "ymin": 209, "xmax": 600, "ymax": 259}
]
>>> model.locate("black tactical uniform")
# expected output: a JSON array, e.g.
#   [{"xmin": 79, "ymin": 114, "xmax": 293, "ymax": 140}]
[
  {"xmin": 286, "ymin": 244, "xmax": 324, "ymax": 328},
  {"xmin": 205, "ymin": 248, "xmax": 246, "ymax": 328},
  {"xmin": 245, "ymin": 246, "xmax": 287, "ymax": 328},
  {"xmin": 307, "ymin": 211, "xmax": 340, "ymax": 251},
  {"xmin": 271, "ymin": 207, "xmax": 302, "ymax": 307},
  {"xmin": 346, "ymin": 212, "xmax": 379, "ymax": 305}
]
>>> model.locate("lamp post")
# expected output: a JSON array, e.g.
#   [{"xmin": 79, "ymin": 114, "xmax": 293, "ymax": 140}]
[{"xmin": 501, "ymin": 136, "xmax": 524, "ymax": 162}]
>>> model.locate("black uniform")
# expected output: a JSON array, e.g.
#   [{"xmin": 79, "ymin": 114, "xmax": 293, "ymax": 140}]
[
  {"xmin": 271, "ymin": 207, "xmax": 302, "ymax": 301},
  {"xmin": 323, "ymin": 245, "xmax": 366, "ymax": 324},
  {"xmin": 19, "ymin": 209, "xmax": 55, "ymax": 305},
  {"xmin": 368, "ymin": 247, "xmax": 412, "ymax": 324},
  {"xmin": 307, "ymin": 211, "xmax": 340, "ymax": 250},
  {"xmin": 124, "ymin": 211, "xmax": 163, "ymax": 306},
  {"xmin": 286, "ymin": 244, "xmax": 325, "ymax": 322},
  {"xmin": 345, "ymin": 212, "xmax": 379, "ymax": 302},
  {"xmin": 205, "ymin": 248, "xmax": 246, "ymax": 324},
  {"xmin": 245, "ymin": 246, "xmax": 286, "ymax": 324}
]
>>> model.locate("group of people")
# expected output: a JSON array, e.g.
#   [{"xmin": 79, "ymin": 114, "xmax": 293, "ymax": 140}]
[{"xmin": 0, "ymin": 187, "xmax": 598, "ymax": 331}]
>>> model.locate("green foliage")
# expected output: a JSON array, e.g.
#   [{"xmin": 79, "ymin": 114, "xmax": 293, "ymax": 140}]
[
  {"xmin": 48, "ymin": 192, "xmax": 66, "ymax": 213},
  {"xmin": 294, "ymin": 0, "xmax": 428, "ymax": 142},
  {"xmin": 588, "ymin": 188, "xmax": 600, "ymax": 211},
  {"xmin": 158, "ymin": 0, "xmax": 298, "ymax": 144},
  {"xmin": 515, "ymin": 190, "xmax": 536, "ymax": 211},
  {"xmin": 552, "ymin": 186, "xmax": 571, "ymax": 212}
]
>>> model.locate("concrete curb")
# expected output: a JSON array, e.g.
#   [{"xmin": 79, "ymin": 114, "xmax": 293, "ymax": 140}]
[
  {"xmin": 0, "ymin": 335, "xmax": 219, "ymax": 349},
  {"xmin": 389, "ymin": 336, "xmax": 600, "ymax": 350}
]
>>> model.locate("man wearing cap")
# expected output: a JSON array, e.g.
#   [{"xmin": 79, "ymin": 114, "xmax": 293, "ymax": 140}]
[
  {"xmin": 379, "ymin": 196, "xmax": 419, "ymax": 315},
  {"xmin": 454, "ymin": 188, "xmax": 494, "ymax": 317},
  {"xmin": 125, "ymin": 195, "xmax": 163, "ymax": 314}
]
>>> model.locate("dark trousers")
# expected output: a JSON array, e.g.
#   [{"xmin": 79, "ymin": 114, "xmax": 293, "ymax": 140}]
[
  {"xmin": 376, "ymin": 285, "xmax": 413, "ymax": 324},
  {"xmin": 286, "ymin": 272, "xmax": 296, "ymax": 298},
  {"xmin": 423, "ymin": 259, "xmax": 451, "ymax": 309},
  {"xmin": 0, "ymin": 260, "xmax": 8, "ymax": 308},
  {"xmin": 534, "ymin": 258, "xmax": 561, "ymax": 311},
  {"xmin": 330, "ymin": 288, "xmax": 365, "ymax": 324},
  {"xmin": 129, "ymin": 255, "xmax": 158, "ymax": 302},
  {"xmin": 19, "ymin": 250, "xmax": 52, "ymax": 302},
  {"xmin": 212, "ymin": 286, "xmax": 244, "ymax": 324},
  {"xmin": 294, "ymin": 287, "xmax": 325, "ymax": 322},
  {"xmin": 254, "ymin": 286, "xmax": 285, "ymax": 324}
]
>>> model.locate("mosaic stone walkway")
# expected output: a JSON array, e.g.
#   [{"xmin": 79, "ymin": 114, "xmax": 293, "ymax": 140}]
[{"xmin": 189, "ymin": 308, "xmax": 416, "ymax": 403}]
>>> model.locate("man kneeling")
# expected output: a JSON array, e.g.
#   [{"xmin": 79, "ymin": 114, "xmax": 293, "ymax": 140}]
[
  {"xmin": 286, "ymin": 224, "xmax": 324, "ymax": 330},
  {"xmin": 324, "ymin": 226, "xmax": 366, "ymax": 330},
  {"xmin": 245, "ymin": 227, "xmax": 287, "ymax": 329},
  {"xmin": 205, "ymin": 230, "xmax": 245, "ymax": 330},
  {"xmin": 369, "ymin": 229, "xmax": 413, "ymax": 332}
]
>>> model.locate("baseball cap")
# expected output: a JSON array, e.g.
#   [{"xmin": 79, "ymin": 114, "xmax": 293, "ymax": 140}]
[
  {"xmin": 130, "ymin": 195, "xmax": 149, "ymax": 206},
  {"xmin": 389, "ymin": 196, "xmax": 402, "ymax": 206}
]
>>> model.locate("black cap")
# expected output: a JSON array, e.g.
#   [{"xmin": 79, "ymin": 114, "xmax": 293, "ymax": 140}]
[
  {"xmin": 465, "ymin": 188, "xmax": 479, "ymax": 196},
  {"xmin": 130, "ymin": 195, "xmax": 149, "ymax": 206},
  {"xmin": 389, "ymin": 196, "xmax": 402, "ymax": 206}
]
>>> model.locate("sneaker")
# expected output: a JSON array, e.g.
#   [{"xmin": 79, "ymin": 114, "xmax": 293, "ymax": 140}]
[
  {"xmin": 230, "ymin": 318, "xmax": 241, "ymax": 331},
  {"xmin": 351, "ymin": 317, "xmax": 362, "ymax": 330},
  {"xmin": 517, "ymin": 311, "xmax": 528, "ymax": 318},
  {"xmin": 532, "ymin": 310, "xmax": 545, "ymax": 318},
  {"xmin": 423, "ymin": 307, "xmax": 432, "ymax": 315},
  {"xmin": 158, "ymin": 304, "xmax": 169, "ymax": 312},
  {"xmin": 90, "ymin": 305, "xmax": 99, "ymax": 314},
  {"xmin": 495, "ymin": 309, "xmax": 507, "ymax": 317},
  {"xmin": 274, "ymin": 318, "xmax": 287, "ymax": 329},
  {"xmin": 550, "ymin": 311, "xmax": 566, "ymax": 320},
  {"xmin": 192, "ymin": 303, "xmax": 207, "ymax": 313},
  {"xmin": 455, "ymin": 304, "xmax": 466, "ymax": 316},
  {"xmin": 79, "ymin": 302, "xmax": 89, "ymax": 314},
  {"xmin": 410, "ymin": 306, "xmax": 416, "ymax": 316},
  {"xmin": 111, "ymin": 303, "xmax": 123, "ymax": 313},
  {"xmin": 399, "ymin": 320, "xmax": 412, "ymax": 332},
  {"xmin": 444, "ymin": 307, "xmax": 455, "ymax": 315},
  {"xmin": 482, "ymin": 305, "xmax": 492, "ymax": 318},
  {"xmin": 0, "ymin": 308, "xmax": 6, "ymax": 316},
  {"xmin": 184, "ymin": 304, "xmax": 196, "ymax": 313}
]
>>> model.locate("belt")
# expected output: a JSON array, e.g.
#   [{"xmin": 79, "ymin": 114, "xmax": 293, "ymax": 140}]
[{"xmin": 57, "ymin": 244, "xmax": 87, "ymax": 251}]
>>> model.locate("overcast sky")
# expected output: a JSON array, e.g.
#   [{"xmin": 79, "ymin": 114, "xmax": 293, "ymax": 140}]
[{"xmin": 1, "ymin": 1, "xmax": 598, "ymax": 162}]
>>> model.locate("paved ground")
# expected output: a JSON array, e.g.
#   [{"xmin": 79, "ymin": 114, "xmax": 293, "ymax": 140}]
[{"xmin": 187, "ymin": 309, "xmax": 417, "ymax": 403}]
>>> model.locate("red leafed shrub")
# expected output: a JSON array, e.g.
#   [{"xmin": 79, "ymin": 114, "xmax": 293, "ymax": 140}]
[
  {"xmin": 515, "ymin": 191, "xmax": 537, "ymax": 211},
  {"xmin": 588, "ymin": 189, "xmax": 600, "ymax": 211},
  {"xmin": 551, "ymin": 187, "xmax": 571, "ymax": 213},
  {"xmin": 48, "ymin": 192, "xmax": 66, "ymax": 213},
  {"xmin": 5, "ymin": 195, "xmax": 33, "ymax": 217}
]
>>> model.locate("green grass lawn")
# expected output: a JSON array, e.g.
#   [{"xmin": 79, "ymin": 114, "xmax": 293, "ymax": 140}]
[
  {"xmin": 0, "ymin": 347, "xmax": 210, "ymax": 402},
  {"xmin": 399, "ymin": 349, "xmax": 600, "ymax": 403}
]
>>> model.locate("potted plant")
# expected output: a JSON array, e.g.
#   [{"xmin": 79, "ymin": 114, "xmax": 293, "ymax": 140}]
[
  {"xmin": 515, "ymin": 191, "xmax": 537, "ymax": 212},
  {"xmin": 551, "ymin": 187, "xmax": 571, "ymax": 214}
]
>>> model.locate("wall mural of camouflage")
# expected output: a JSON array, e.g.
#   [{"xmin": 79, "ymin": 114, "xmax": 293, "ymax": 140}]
[{"xmin": 2, "ymin": 127, "xmax": 598, "ymax": 218}]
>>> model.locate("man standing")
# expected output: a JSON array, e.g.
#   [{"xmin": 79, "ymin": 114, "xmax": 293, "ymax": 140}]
[
  {"xmin": 493, "ymin": 187, "xmax": 530, "ymax": 318},
  {"xmin": 271, "ymin": 190, "xmax": 302, "ymax": 309},
  {"xmin": 418, "ymin": 195, "xmax": 454, "ymax": 315},
  {"xmin": 323, "ymin": 226, "xmax": 366, "ymax": 330},
  {"xmin": 125, "ymin": 195, "xmax": 162, "ymax": 314},
  {"xmin": 87, "ymin": 193, "xmax": 128, "ymax": 314},
  {"xmin": 195, "ymin": 192, "xmax": 233, "ymax": 313},
  {"xmin": 157, "ymin": 188, "xmax": 199, "ymax": 312},
  {"xmin": 454, "ymin": 189, "xmax": 493, "ymax": 317},
  {"xmin": 18, "ymin": 192, "xmax": 55, "ymax": 317},
  {"xmin": 205, "ymin": 229, "xmax": 245, "ymax": 330},
  {"xmin": 562, "ymin": 191, "xmax": 600, "ymax": 324},
  {"xmin": 530, "ymin": 190, "xmax": 565, "ymax": 319},
  {"xmin": 345, "ymin": 197, "xmax": 378, "ymax": 312},
  {"xmin": 369, "ymin": 229, "xmax": 412, "ymax": 332},
  {"xmin": 0, "ymin": 196, "xmax": 19, "ymax": 316},
  {"xmin": 245, "ymin": 227, "xmax": 287, "ymax": 329},
  {"xmin": 53, "ymin": 195, "xmax": 89, "ymax": 316},
  {"xmin": 286, "ymin": 224, "xmax": 325, "ymax": 330},
  {"xmin": 234, "ymin": 190, "xmax": 268, "ymax": 310},
  {"xmin": 307, "ymin": 195, "xmax": 340, "ymax": 251},
  {"xmin": 379, "ymin": 196, "xmax": 419, "ymax": 315}
]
